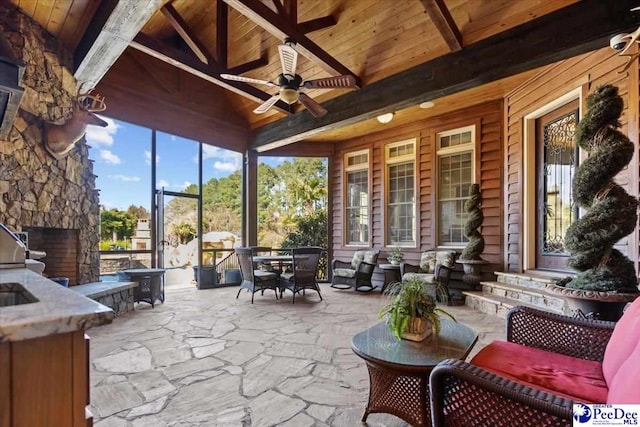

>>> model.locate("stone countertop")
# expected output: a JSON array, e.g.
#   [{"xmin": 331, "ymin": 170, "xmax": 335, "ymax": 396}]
[{"xmin": 0, "ymin": 268, "xmax": 114, "ymax": 342}]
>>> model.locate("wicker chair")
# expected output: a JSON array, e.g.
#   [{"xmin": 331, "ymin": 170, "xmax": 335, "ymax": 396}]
[
  {"xmin": 400, "ymin": 250, "xmax": 456, "ymax": 301},
  {"xmin": 330, "ymin": 248, "xmax": 379, "ymax": 292},
  {"xmin": 428, "ymin": 304, "xmax": 640, "ymax": 427},
  {"xmin": 279, "ymin": 246, "xmax": 323, "ymax": 303},
  {"xmin": 235, "ymin": 247, "xmax": 279, "ymax": 303}
]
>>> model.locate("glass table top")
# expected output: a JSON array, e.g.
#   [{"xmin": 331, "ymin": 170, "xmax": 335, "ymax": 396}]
[{"xmin": 352, "ymin": 318, "xmax": 478, "ymax": 367}]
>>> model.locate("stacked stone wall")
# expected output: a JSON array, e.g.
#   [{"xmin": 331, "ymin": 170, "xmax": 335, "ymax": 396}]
[{"xmin": 0, "ymin": 5, "xmax": 100, "ymax": 283}]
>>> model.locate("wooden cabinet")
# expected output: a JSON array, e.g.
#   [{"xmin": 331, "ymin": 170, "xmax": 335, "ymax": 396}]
[{"xmin": 0, "ymin": 330, "xmax": 91, "ymax": 427}]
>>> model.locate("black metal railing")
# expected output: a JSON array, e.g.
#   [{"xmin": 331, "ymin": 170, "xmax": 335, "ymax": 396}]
[{"xmin": 99, "ymin": 246, "xmax": 328, "ymax": 283}]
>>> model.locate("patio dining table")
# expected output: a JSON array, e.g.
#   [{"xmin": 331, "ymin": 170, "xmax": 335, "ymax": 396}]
[{"xmin": 252, "ymin": 255, "xmax": 293, "ymax": 274}]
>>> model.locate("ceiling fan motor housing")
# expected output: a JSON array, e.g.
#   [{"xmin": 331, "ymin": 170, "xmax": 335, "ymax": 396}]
[{"xmin": 278, "ymin": 73, "xmax": 303, "ymax": 89}]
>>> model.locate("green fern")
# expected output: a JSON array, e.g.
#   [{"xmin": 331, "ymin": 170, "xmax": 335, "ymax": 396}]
[{"xmin": 379, "ymin": 278, "xmax": 456, "ymax": 339}]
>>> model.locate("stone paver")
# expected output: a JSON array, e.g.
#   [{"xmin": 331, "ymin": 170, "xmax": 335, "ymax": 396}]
[{"xmin": 89, "ymin": 283, "xmax": 503, "ymax": 426}]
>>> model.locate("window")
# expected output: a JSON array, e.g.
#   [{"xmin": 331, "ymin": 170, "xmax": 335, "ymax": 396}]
[
  {"xmin": 386, "ymin": 140, "xmax": 416, "ymax": 246},
  {"xmin": 437, "ymin": 126, "xmax": 475, "ymax": 246},
  {"xmin": 345, "ymin": 150, "xmax": 370, "ymax": 245}
]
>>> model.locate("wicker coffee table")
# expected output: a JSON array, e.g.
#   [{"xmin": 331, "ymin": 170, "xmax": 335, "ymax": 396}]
[{"xmin": 352, "ymin": 319, "xmax": 477, "ymax": 426}]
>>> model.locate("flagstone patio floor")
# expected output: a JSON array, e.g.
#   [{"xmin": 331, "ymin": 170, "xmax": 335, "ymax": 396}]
[{"xmin": 89, "ymin": 281, "xmax": 504, "ymax": 427}]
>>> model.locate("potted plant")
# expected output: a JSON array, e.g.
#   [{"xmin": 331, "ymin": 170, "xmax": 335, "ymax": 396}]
[
  {"xmin": 387, "ymin": 247, "xmax": 404, "ymax": 265},
  {"xmin": 379, "ymin": 277, "xmax": 456, "ymax": 341},
  {"xmin": 457, "ymin": 183, "xmax": 488, "ymax": 287},
  {"xmin": 547, "ymin": 85, "xmax": 639, "ymax": 320}
]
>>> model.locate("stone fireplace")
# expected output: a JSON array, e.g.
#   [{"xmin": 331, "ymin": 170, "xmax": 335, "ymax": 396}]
[
  {"xmin": 23, "ymin": 227, "xmax": 80, "ymax": 285},
  {"xmin": 0, "ymin": 6, "xmax": 100, "ymax": 284}
]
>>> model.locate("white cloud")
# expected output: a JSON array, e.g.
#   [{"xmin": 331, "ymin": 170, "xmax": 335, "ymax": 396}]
[
  {"xmin": 108, "ymin": 174, "xmax": 140, "ymax": 182},
  {"xmin": 157, "ymin": 179, "xmax": 169, "ymax": 189},
  {"xmin": 100, "ymin": 150, "xmax": 121, "ymax": 164},
  {"xmin": 145, "ymin": 150, "xmax": 160, "ymax": 166},
  {"xmin": 201, "ymin": 145, "xmax": 242, "ymax": 172},
  {"xmin": 180, "ymin": 181, "xmax": 192, "ymax": 190},
  {"xmin": 202, "ymin": 145, "xmax": 221, "ymax": 159},
  {"xmin": 86, "ymin": 116, "xmax": 118, "ymax": 147},
  {"xmin": 214, "ymin": 161, "xmax": 237, "ymax": 173},
  {"xmin": 100, "ymin": 200, "xmax": 114, "ymax": 209}
]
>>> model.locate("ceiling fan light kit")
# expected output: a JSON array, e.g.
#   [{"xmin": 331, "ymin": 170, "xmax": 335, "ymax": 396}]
[
  {"xmin": 220, "ymin": 39, "xmax": 357, "ymax": 118},
  {"xmin": 377, "ymin": 112, "xmax": 394, "ymax": 124},
  {"xmin": 280, "ymin": 87, "xmax": 298, "ymax": 104}
]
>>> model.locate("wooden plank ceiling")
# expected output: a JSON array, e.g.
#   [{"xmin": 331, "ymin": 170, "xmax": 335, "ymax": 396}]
[{"xmin": 10, "ymin": 0, "xmax": 608, "ymax": 150}]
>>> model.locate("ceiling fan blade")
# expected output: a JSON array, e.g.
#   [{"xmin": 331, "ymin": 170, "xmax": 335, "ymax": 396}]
[
  {"xmin": 298, "ymin": 93, "xmax": 327, "ymax": 118},
  {"xmin": 253, "ymin": 94, "xmax": 281, "ymax": 114},
  {"xmin": 221, "ymin": 74, "xmax": 276, "ymax": 87},
  {"xmin": 303, "ymin": 75, "xmax": 357, "ymax": 89},
  {"xmin": 278, "ymin": 43, "xmax": 298, "ymax": 76}
]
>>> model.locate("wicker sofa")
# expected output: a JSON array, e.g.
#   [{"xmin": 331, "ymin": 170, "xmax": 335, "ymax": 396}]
[{"xmin": 429, "ymin": 299, "xmax": 640, "ymax": 426}]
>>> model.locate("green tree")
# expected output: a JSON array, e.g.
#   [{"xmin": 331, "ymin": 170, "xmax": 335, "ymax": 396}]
[
  {"xmin": 127, "ymin": 205, "xmax": 149, "ymax": 219},
  {"xmin": 280, "ymin": 208, "xmax": 327, "ymax": 248},
  {"xmin": 173, "ymin": 222, "xmax": 196, "ymax": 244},
  {"xmin": 100, "ymin": 208, "xmax": 136, "ymax": 241}
]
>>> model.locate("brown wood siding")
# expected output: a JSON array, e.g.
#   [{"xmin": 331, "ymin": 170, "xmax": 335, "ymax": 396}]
[
  {"xmin": 504, "ymin": 46, "xmax": 639, "ymax": 273},
  {"xmin": 331, "ymin": 101, "xmax": 503, "ymax": 281}
]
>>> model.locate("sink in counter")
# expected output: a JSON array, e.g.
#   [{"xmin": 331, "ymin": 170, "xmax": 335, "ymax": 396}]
[
  {"xmin": 0, "ymin": 268, "xmax": 114, "ymax": 343},
  {"xmin": 0, "ymin": 282, "xmax": 38, "ymax": 307}
]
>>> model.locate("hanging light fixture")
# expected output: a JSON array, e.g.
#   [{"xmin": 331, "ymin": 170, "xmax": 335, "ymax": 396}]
[{"xmin": 377, "ymin": 112, "xmax": 394, "ymax": 124}]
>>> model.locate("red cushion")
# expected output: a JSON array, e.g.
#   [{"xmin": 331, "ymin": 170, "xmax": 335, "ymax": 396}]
[
  {"xmin": 471, "ymin": 340, "xmax": 607, "ymax": 403},
  {"xmin": 606, "ymin": 339, "xmax": 640, "ymax": 404},
  {"xmin": 602, "ymin": 298, "xmax": 640, "ymax": 386}
]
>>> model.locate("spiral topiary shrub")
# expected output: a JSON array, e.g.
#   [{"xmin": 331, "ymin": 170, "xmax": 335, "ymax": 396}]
[
  {"xmin": 460, "ymin": 184, "xmax": 484, "ymax": 261},
  {"xmin": 563, "ymin": 85, "xmax": 639, "ymax": 292}
]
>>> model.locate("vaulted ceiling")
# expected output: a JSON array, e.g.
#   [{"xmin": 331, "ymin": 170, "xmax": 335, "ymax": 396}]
[{"xmin": 8, "ymin": 0, "xmax": 640, "ymax": 152}]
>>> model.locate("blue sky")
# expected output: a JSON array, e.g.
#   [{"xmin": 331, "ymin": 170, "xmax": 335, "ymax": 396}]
[{"xmin": 86, "ymin": 117, "xmax": 288, "ymax": 211}]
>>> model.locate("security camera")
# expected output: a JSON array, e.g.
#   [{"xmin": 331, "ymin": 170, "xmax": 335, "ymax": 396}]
[{"xmin": 610, "ymin": 34, "xmax": 629, "ymax": 51}]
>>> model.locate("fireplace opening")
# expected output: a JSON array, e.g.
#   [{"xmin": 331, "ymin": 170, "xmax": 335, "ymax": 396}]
[{"xmin": 23, "ymin": 227, "xmax": 79, "ymax": 285}]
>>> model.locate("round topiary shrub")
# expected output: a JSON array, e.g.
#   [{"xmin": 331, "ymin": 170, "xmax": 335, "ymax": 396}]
[
  {"xmin": 563, "ymin": 85, "xmax": 639, "ymax": 292},
  {"xmin": 460, "ymin": 184, "xmax": 484, "ymax": 261}
]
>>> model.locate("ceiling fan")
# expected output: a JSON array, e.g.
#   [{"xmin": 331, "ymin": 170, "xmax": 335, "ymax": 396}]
[{"xmin": 220, "ymin": 38, "xmax": 357, "ymax": 118}]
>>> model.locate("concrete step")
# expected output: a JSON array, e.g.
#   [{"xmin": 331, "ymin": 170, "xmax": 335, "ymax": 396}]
[
  {"xmin": 480, "ymin": 281, "xmax": 566, "ymax": 313},
  {"xmin": 463, "ymin": 290, "xmax": 565, "ymax": 320}
]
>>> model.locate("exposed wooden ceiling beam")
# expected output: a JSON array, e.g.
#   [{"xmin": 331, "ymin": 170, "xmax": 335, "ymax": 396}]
[
  {"xmin": 284, "ymin": 0, "xmax": 297, "ymax": 25},
  {"xmin": 130, "ymin": 33, "xmax": 289, "ymax": 114},
  {"xmin": 298, "ymin": 16, "xmax": 337, "ymax": 34},
  {"xmin": 271, "ymin": 0, "xmax": 287, "ymax": 18},
  {"xmin": 223, "ymin": 0, "xmax": 359, "ymax": 86},
  {"xmin": 217, "ymin": 0, "xmax": 228, "ymax": 68},
  {"xmin": 98, "ymin": 80, "xmax": 248, "ymax": 152},
  {"xmin": 74, "ymin": 0, "xmax": 163, "ymax": 88},
  {"xmin": 420, "ymin": 0, "xmax": 462, "ymax": 52},
  {"xmin": 161, "ymin": 3, "xmax": 211, "ymax": 64},
  {"xmin": 227, "ymin": 56, "xmax": 268, "ymax": 75},
  {"xmin": 250, "ymin": 0, "xmax": 640, "ymax": 151}
]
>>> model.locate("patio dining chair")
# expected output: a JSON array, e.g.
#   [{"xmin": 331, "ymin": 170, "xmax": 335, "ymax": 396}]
[
  {"xmin": 279, "ymin": 246, "xmax": 323, "ymax": 304},
  {"xmin": 235, "ymin": 247, "xmax": 279, "ymax": 303}
]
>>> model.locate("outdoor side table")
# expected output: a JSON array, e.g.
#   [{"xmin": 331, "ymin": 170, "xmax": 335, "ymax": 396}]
[
  {"xmin": 352, "ymin": 319, "xmax": 478, "ymax": 426},
  {"xmin": 117, "ymin": 268, "xmax": 166, "ymax": 307},
  {"xmin": 378, "ymin": 263, "xmax": 401, "ymax": 293}
]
